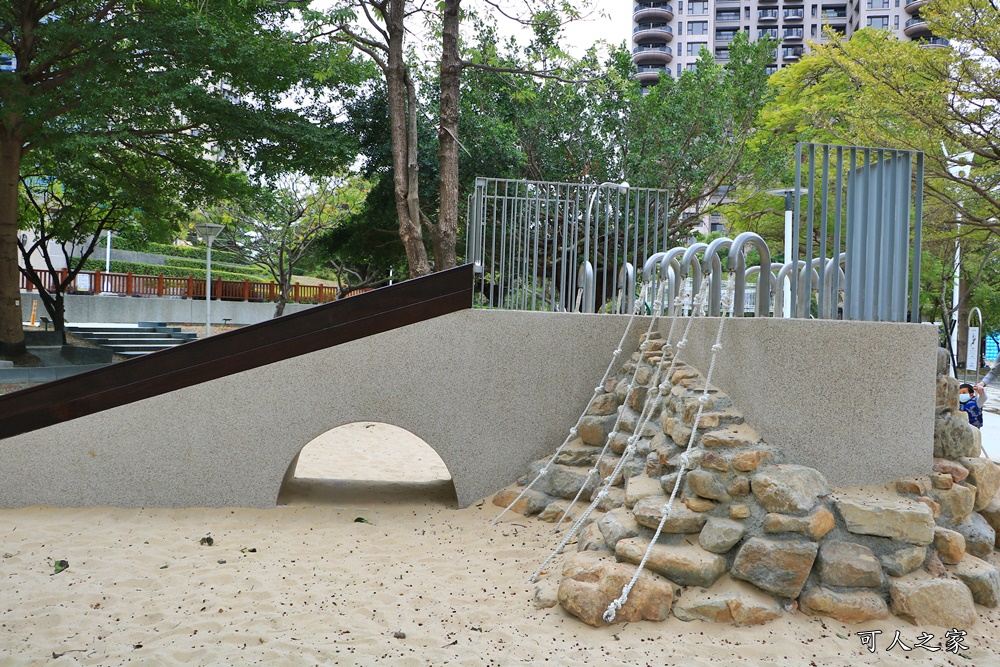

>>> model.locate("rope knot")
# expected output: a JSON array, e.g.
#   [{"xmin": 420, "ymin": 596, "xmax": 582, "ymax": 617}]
[
  {"xmin": 698, "ymin": 394, "xmax": 711, "ymax": 404},
  {"xmin": 711, "ymin": 343, "xmax": 723, "ymax": 352}
]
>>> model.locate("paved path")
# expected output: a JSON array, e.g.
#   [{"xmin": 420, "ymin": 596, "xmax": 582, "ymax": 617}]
[{"xmin": 981, "ymin": 386, "xmax": 1000, "ymax": 461}]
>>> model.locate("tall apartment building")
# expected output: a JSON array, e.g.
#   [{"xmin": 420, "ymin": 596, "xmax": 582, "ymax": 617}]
[{"xmin": 632, "ymin": 0, "xmax": 947, "ymax": 86}]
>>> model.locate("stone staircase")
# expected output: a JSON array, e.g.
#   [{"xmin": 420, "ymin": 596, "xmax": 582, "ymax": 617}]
[{"xmin": 67, "ymin": 322, "xmax": 196, "ymax": 358}]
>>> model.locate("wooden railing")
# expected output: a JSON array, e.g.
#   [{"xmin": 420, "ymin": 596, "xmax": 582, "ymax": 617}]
[
  {"xmin": 18, "ymin": 268, "xmax": 356, "ymax": 304},
  {"xmin": 0, "ymin": 264, "xmax": 474, "ymax": 441}
]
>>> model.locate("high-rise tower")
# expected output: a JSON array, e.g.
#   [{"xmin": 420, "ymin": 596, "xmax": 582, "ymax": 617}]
[{"xmin": 632, "ymin": 0, "xmax": 948, "ymax": 87}]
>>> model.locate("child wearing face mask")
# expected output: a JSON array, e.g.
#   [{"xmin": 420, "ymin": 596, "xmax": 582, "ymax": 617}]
[{"xmin": 959, "ymin": 383, "xmax": 984, "ymax": 428}]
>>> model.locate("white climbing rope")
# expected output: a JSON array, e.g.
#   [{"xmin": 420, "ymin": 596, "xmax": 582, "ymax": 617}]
[
  {"xmin": 602, "ymin": 275, "xmax": 736, "ymax": 623},
  {"xmin": 530, "ymin": 284, "xmax": 710, "ymax": 582},
  {"xmin": 552, "ymin": 286, "xmax": 687, "ymax": 532},
  {"xmin": 492, "ymin": 283, "xmax": 653, "ymax": 526}
]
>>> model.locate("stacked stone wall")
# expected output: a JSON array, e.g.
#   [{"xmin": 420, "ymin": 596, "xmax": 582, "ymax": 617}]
[{"xmin": 494, "ymin": 340, "xmax": 1000, "ymax": 628}]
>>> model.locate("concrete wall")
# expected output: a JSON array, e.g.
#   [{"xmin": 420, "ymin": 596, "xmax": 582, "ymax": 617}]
[
  {"xmin": 664, "ymin": 317, "xmax": 939, "ymax": 489},
  {"xmin": 20, "ymin": 292, "xmax": 313, "ymax": 325},
  {"xmin": 0, "ymin": 311, "xmax": 938, "ymax": 509}
]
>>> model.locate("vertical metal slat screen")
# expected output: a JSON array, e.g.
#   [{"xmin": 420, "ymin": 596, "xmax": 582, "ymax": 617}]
[{"xmin": 792, "ymin": 143, "xmax": 923, "ymax": 323}]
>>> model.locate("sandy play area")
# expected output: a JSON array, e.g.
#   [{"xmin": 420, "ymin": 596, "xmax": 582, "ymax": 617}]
[{"xmin": 2, "ymin": 422, "xmax": 999, "ymax": 665}]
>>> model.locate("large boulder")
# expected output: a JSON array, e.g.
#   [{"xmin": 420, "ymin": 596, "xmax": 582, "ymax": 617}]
[
  {"xmin": 751, "ymin": 465, "xmax": 829, "ymax": 515},
  {"xmin": 979, "ymin": 498, "xmax": 1000, "ymax": 545},
  {"xmin": 959, "ymin": 456, "xmax": 1000, "ymax": 511},
  {"xmin": 817, "ymin": 541, "xmax": 882, "ymax": 588},
  {"xmin": 932, "ymin": 527, "xmax": 966, "ymax": 565},
  {"xmin": 558, "ymin": 562, "xmax": 673, "ymax": 627},
  {"xmin": 934, "ymin": 411, "xmax": 982, "ymax": 459},
  {"xmin": 889, "ymin": 575, "xmax": 978, "ymax": 628},
  {"xmin": 492, "ymin": 487, "xmax": 551, "ymax": 516},
  {"xmin": 799, "ymin": 586, "xmax": 890, "ymax": 624},
  {"xmin": 615, "ymin": 538, "xmax": 727, "ymax": 588},
  {"xmin": 577, "ymin": 414, "xmax": 618, "ymax": 446},
  {"xmin": 529, "ymin": 461, "xmax": 599, "ymax": 501},
  {"xmin": 762, "ymin": 507, "xmax": 835, "ymax": 541},
  {"xmin": 672, "ymin": 575, "xmax": 781, "ymax": 626},
  {"xmin": 879, "ymin": 545, "xmax": 927, "ymax": 577},
  {"xmin": 833, "ymin": 492, "xmax": 935, "ymax": 544},
  {"xmin": 953, "ymin": 513, "xmax": 996, "ymax": 559},
  {"xmin": 597, "ymin": 507, "xmax": 645, "ymax": 548},
  {"xmin": 929, "ymin": 484, "xmax": 976, "ymax": 525},
  {"xmin": 687, "ymin": 469, "xmax": 732, "ymax": 503},
  {"xmin": 633, "ymin": 497, "xmax": 707, "ymax": 534},
  {"xmin": 948, "ymin": 554, "xmax": 1000, "ymax": 607},
  {"xmin": 730, "ymin": 537, "xmax": 819, "ymax": 599},
  {"xmin": 699, "ymin": 517, "xmax": 747, "ymax": 554}
]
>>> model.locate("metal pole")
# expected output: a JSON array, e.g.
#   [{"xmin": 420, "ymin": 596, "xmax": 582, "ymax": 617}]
[
  {"xmin": 206, "ymin": 238, "xmax": 213, "ymax": 337},
  {"xmin": 783, "ymin": 194, "xmax": 792, "ymax": 317},
  {"xmin": 105, "ymin": 230, "xmax": 112, "ymax": 273}
]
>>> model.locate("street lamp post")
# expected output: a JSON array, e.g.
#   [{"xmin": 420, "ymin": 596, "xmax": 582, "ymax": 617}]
[
  {"xmin": 581, "ymin": 181, "xmax": 630, "ymax": 313},
  {"xmin": 766, "ymin": 187, "xmax": 810, "ymax": 318},
  {"xmin": 194, "ymin": 222, "xmax": 225, "ymax": 337},
  {"xmin": 944, "ymin": 149, "xmax": 973, "ymax": 372}
]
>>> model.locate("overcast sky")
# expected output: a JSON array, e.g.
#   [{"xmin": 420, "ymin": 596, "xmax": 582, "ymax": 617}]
[{"xmin": 467, "ymin": 0, "xmax": 631, "ymax": 57}]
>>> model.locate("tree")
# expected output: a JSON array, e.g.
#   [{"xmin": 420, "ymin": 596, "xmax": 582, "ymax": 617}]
[
  {"xmin": 0, "ymin": 1, "xmax": 362, "ymax": 355},
  {"xmin": 204, "ymin": 175, "xmax": 369, "ymax": 318},
  {"xmin": 16, "ymin": 149, "xmax": 179, "ymax": 332},
  {"xmin": 624, "ymin": 33, "xmax": 784, "ymax": 239}
]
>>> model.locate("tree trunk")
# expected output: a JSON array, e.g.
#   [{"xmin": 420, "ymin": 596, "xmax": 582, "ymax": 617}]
[
  {"xmin": 0, "ymin": 133, "xmax": 26, "ymax": 356},
  {"xmin": 433, "ymin": 0, "xmax": 461, "ymax": 272},
  {"xmin": 387, "ymin": 0, "xmax": 431, "ymax": 279}
]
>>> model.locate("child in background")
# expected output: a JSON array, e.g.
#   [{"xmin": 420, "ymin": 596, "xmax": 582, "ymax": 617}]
[{"xmin": 959, "ymin": 383, "xmax": 985, "ymax": 428}]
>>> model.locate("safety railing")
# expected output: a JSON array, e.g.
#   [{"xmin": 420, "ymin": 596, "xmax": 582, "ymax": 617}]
[{"xmin": 18, "ymin": 268, "xmax": 350, "ymax": 304}]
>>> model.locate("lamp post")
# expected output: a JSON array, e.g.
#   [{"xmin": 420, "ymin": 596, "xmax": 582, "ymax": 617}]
[
  {"xmin": 944, "ymin": 149, "xmax": 973, "ymax": 371},
  {"xmin": 194, "ymin": 222, "xmax": 225, "ymax": 337},
  {"xmin": 581, "ymin": 181, "xmax": 630, "ymax": 312},
  {"xmin": 766, "ymin": 187, "xmax": 810, "ymax": 318}
]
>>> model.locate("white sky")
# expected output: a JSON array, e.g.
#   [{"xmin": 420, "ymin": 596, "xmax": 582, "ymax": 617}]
[{"xmin": 465, "ymin": 0, "xmax": 632, "ymax": 57}]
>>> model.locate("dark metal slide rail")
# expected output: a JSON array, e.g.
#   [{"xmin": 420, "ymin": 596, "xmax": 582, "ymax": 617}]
[{"xmin": 0, "ymin": 264, "xmax": 474, "ymax": 441}]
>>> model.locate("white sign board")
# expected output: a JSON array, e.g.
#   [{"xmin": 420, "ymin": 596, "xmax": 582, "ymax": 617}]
[
  {"xmin": 967, "ymin": 326, "xmax": 981, "ymax": 371},
  {"xmin": 75, "ymin": 273, "xmax": 91, "ymax": 292}
]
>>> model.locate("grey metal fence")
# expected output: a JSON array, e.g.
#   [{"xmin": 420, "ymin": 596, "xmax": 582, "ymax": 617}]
[
  {"xmin": 466, "ymin": 178, "xmax": 670, "ymax": 313},
  {"xmin": 791, "ymin": 143, "xmax": 924, "ymax": 322}
]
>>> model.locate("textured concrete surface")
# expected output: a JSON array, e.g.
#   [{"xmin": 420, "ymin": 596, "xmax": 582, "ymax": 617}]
[
  {"xmin": 0, "ymin": 311, "xmax": 937, "ymax": 508},
  {"xmin": 0, "ymin": 310, "xmax": 644, "ymax": 509},
  {"xmin": 20, "ymin": 292, "xmax": 313, "ymax": 326},
  {"xmin": 668, "ymin": 317, "xmax": 938, "ymax": 488}
]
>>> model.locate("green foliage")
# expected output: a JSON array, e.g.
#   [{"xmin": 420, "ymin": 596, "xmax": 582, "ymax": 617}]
[
  {"xmin": 145, "ymin": 242, "xmax": 245, "ymax": 266},
  {"xmin": 79, "ymin": 259, "xmax": 266, "ymax": 283},
  {"xmin": 162, "ymin": 257, "xmax": 266, "ymax": 279}
]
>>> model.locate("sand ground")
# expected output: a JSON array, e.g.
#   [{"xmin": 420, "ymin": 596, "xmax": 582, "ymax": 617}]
[{"xmin": 2, "ymin": 423, "xmax": 1000, "ymax": 666}]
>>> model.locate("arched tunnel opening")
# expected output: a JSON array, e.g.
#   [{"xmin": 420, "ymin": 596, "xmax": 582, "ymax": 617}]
[{"xmin": 276, "ymin": 422, "xmax": 457, "ymax": 507}]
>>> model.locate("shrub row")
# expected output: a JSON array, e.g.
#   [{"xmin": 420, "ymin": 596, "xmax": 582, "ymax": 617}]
[
  {"xmin": 144, "ymin": 242, "xmax": 245, "ymax": 265},
  {"xmin": 163, "ymin": 256, "xmax": 267, "ymax": 279},
  {"xmin": 80, "ymin": 259, "xmax": 272, "ymax": 284}
]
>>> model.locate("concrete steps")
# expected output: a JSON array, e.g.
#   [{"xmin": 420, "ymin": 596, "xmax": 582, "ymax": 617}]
[{"xmin": 66, "ymin": 322, "xmax": 195, "ymax": 357}]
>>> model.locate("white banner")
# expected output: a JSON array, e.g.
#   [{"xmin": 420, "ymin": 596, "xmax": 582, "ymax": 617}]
[{"xmin": 968, "ymin": 326, "xmax": 981, "ymax": 370}]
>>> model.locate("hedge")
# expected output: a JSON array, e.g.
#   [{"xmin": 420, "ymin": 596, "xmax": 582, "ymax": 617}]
[
  {"xmin": 80, "ymin": 259, "xmax": 273, "ymax": 283},
  {"xmin": 144, "ymin": 242, "xmax": 246, "ymax": 265},
  {"xmin": 163, "ymin": 256, "xmax": 268, "ymax": 279}
]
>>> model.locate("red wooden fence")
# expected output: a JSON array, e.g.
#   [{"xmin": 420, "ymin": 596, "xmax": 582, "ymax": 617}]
[{"xmin": 17, "ymin": 268, "xmax": 367, "ymax": 305}]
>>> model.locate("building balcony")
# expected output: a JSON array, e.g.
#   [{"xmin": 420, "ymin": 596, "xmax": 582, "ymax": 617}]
[
  {"xmin": 758, "ymin": 10, "xmax": 779, "ymax": 21},
  {"xmin": 782, "ymin": 47, "xmax": 804, "ymax": 60},
  {"xmin": 920, "ymin": 36, "xmax": 950, "ymax": 48},
  {"xmin": 783, "ymin": 9, "xmax": 805, "ymax": 20},
  {"xmin": 905, "ymin": 0, "xmax": 927, "ymax": 14},
  {"xmin": 633, "ymin": 2, "xmax": 674, "ymax": 22},
  {"xmin": 903, "ymin": 17, "xmax": 931, "ymax": 36},
  {"xmin": 782, "ymin": 31, "xmax": 804, "ymax": 41},
  {"xmin": 716, "ymin": 12, "xmax": 741, "ymax": 22},
  {"xmin": 635, "ymin": 65, "xmax": 668, "ymax": 84},
  {"xmin": 716, "ymin": 31, "xmax": 738, "ymax": 42},
  {"xmin": 632, "ymin": 45, "xmax": 674, "ymax": 65},
  {"xmin": 633, "ymin": 24, "xmax": 674, "ymax": 42}
]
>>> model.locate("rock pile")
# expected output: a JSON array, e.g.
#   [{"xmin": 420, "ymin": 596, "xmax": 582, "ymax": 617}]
[{"xmin": 495, "ymin": 337, "xmax": 1000, "ymax": 628}]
